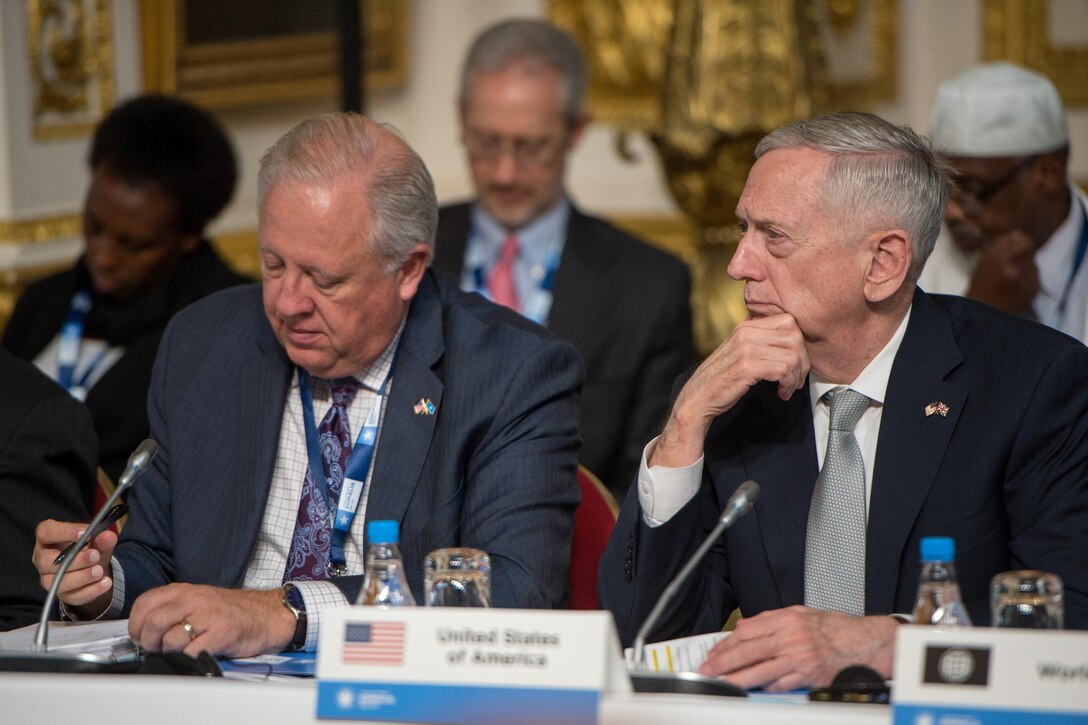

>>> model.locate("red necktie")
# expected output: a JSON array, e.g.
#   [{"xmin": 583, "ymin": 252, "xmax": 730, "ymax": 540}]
[{"xmin": 488, "ymin": 233, "xmax": 520, "ymax": 311}]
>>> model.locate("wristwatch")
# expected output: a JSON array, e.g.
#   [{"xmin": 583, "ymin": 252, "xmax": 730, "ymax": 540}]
[{"xmin": 281, "ymin": 583, "xmax": 308, "ymax": 652}]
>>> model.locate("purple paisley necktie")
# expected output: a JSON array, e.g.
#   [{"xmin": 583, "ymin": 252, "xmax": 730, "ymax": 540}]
[{"xmin": 283, "ymin": 377, "xmax": 359, "ymax": 581}]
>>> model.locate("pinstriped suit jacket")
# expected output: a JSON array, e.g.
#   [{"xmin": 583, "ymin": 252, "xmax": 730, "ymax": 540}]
[{"xmin": 116, "ymin": 271, "xmax": 582, "ymax": 611}]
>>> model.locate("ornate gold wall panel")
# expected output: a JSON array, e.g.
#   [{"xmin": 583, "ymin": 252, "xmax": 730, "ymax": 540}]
[
  {"xmin": 983, "ymin": 0, "xmax": 1088, "ymax": 107},
  {"xmin": 0, "ymin": 213, "xmax": 82, "ymax": 245},
  {"xmin": 27, "ymin": 0, "xmax": 115, "ymax": 140},
  {"xmin": 139, "ymin": 0, "xmax": 407, "ymax": 109},
  {"xmin": 548, "ymin": 0, "xmax": 672, "ymax": 133},
  {"xmin": 551, "ymin": 0, "xmax": 897, "ymax": 354},
  {"xmin": 550, "ymin": 0, "xmax": 898, "ymax": 133},
  {"xmin": 825, "ymin": 0, "xmax": 898, "ymax": 109}
]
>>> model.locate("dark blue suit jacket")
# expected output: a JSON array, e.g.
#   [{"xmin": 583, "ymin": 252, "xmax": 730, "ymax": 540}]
[
  {"xmin": 0, "ymin": 349, "xmax": 96, "ymax": 630},
  {"xmin": 600, "ymin": 289, "xmax": 1088, "ymax": 643},
  {"xmin": 116, "ymin": 271, "xmax": 583, "ymax": 611}
]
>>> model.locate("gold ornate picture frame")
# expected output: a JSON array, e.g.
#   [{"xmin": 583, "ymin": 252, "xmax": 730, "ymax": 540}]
[{"xmin": 139, "ymin": 0, "xmax": 408, "ymax": 109}]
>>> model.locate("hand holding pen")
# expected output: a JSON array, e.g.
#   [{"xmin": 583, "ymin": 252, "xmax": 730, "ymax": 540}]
[
  {"xmin": 31, "ymin": 510, "xmax": 124, "ymax": 619},
  {"xmin": 30, "ymin": 440, "xmax": 156, "ymax": 624},
  {"xmin": 52, "ymin": 504, "xmax": 128, "ymax": 566}
]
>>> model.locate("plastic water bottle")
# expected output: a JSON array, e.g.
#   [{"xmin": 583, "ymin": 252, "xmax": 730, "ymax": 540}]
[
  {"xmin": 358, "ymin": 520, "xmax": 416, "ymax": 607},
  {"xmin": 911, "ymin": 536, "xmax": 972, "ymax": 626}
]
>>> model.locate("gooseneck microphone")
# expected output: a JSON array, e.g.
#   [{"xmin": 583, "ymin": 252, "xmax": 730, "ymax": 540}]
[
  {"xmin": 632, "ymin": 479, "xmax": 760, "ymax": 664},
  {"xmin": 0, "ymin": 439, "xmax": 158, "ymax": 672},
  {"xmin": 626, "ymin": 480, "xmax": 760, "ymax": 698},
  {"xmin": 33, "ymin": 438, "xmax": 159, "ymax": 650}
]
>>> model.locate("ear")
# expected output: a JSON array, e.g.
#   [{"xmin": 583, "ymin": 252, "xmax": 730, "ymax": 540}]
[
  {"xmin": 565, "ymin": 112, "xmax": 592, "ymax": 150},
  {"xmin": 1032, "ymin": 150, "xmax": 1069, "ymax": 197},
  {"xmin": 397, "ymin": 243, "xmax": 432, "ymax": 302},
  {"xmin": 863, "ymin": 229, "xmax": 911, "ymax": 303}
]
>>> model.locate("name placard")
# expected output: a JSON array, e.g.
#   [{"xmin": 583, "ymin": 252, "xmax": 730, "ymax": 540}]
[
  {"xmin": 892, "ymin": 625, "xmax": 1088, "ymax": 724},
  {"xmin": 316, "ymin": 607, "xmax": 629, "ymax": 724}
]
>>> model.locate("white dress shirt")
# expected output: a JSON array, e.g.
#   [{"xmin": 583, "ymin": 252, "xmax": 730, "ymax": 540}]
[
  {"xmin": 241, "ymin": 328, "xmax": 401, "ymax": 649},
  {"xmin": 638, "ymin": 309, "xmax": 912, "ymax": 526}
]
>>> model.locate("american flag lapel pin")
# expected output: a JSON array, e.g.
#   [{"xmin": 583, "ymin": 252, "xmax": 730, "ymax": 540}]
[
  {"xmin": 413, "ymin": 398, "xmax": 436, "ymax": 415},
  {"xmin": 925, "ymin": 401, "xmax": 950, "ymax": 418}
]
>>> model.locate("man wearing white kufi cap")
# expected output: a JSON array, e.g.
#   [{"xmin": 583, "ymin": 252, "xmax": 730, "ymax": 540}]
[{"xmin": 919, "ymin": 62, "xmax": 1088, "ymax": 343}]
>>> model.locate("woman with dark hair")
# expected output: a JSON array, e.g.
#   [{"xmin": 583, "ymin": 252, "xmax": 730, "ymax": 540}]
[{"xmin": 3, "ymin": 94, "xmax": 249, "ymax": 482}]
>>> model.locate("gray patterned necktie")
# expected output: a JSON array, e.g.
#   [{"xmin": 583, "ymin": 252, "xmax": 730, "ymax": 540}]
[{"xmin": 805, "ymin": 387, "xmax": 870, "ymax": 616}]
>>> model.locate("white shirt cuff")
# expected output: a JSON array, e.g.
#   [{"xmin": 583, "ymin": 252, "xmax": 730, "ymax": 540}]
[
  {"xmin": 291, "ymin": 580, "xmax": 350, "ymax": 651},
  {"xmin": 638, "ymin": 436, "xmax": 704, "ymax": 527}
]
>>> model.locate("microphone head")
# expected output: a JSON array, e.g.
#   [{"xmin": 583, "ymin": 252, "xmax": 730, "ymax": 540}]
[
  {"xmin": 734, "ymin": 480, "xmax": 760, "ymax": 506},
  {"xmin": 720, "ymin": 480, "xmax": 760, "ymax": 523},
  {"xmin": 117, "ymin": 439, "xmax": 159, "ymax": 491}
]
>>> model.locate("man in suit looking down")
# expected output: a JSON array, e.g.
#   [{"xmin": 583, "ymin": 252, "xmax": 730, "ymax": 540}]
[{"xmin": 33, "ymin": 114, "xmax": 582, "ymax": 658}]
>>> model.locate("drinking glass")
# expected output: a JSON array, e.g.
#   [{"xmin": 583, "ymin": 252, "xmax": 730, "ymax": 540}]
[
  {"xmin": 424, "ymin": 547, "xmax": 491, "ymax": 607},
  {"xmin": 990, "ymin": 570, "xmax": 1063, "ymax": 629}
]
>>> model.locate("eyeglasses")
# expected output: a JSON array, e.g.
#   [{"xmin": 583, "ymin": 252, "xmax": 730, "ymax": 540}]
[
  {"xmin": 463, "ymin": 130, "xmax": 564, "ymax": 167},
  {"xmin": 949, "ymin": 155, "xmax": 1038, "ymax": 216}
]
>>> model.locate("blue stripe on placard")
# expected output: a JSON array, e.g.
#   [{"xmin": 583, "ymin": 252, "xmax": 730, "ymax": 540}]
[
  {"xmin": 316, "ymin": 681, "xmax": 598, "ymax": 725},
  {"xmin": 894, "ymin": 703, "xmax": 1088, "ymax": 724}
]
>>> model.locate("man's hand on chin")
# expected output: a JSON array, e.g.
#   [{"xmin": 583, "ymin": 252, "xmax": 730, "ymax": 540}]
[
  {"xmin": 651, "ymin": 313, "xmax": 809, "ymax": 469},
  {"xmin": 698, "ymin": 606, "xmax": 899, "ymax": 691},
  {"xmin": 128, "ymin": 583, "xmax": 296, "ymax": 659}
]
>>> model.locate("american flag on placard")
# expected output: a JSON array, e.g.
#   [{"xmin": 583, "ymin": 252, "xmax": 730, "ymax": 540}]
[{"xmin": 342, "ymin": 622, "xmax": 406, "ymax": 666}]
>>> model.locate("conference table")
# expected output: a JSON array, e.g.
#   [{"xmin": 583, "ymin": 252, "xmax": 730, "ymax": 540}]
[{"xmin": 1, "ymin": 671, "xmax": 889, "ymax": 724}]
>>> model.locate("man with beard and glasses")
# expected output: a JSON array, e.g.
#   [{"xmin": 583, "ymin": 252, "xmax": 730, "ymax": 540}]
[{"xmin": 433, "ymin": 18, "xmax": 695, "ymax": 500}]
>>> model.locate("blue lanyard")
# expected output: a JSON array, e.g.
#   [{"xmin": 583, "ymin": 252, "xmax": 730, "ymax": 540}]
[
  {"xmin": 298, "ymin": 365, "xmax": 392, "ymax": 577},
  {"xmin": 57, "ymin": 290, "xmax": 100, "ymax": 400},
  {"xmin": 469, "ymin": 235, "xmax": 562, "ymax": 325},
  {"xmin": 1052, "ymin": 199, "xmax": 1088, "ymax": 330}
]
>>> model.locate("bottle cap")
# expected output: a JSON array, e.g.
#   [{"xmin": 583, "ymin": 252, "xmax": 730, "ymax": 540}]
[
  {"xmin": 920, "ymin": 536, "xmax": 955, "ymax": 562},
  {"xmin": 367, "ymin": 519, "xmax": 400, "ymax": 544}
]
